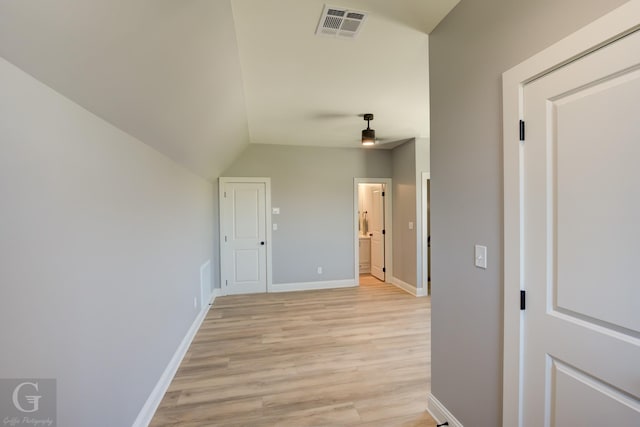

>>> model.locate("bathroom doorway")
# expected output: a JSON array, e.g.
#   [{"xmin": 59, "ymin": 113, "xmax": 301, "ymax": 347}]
[{"xmin": 354, "ymin": 179, "xmax": 392, "ymax": 285}]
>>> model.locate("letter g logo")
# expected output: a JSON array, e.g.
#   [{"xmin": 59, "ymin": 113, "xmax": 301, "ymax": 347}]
[{"xmin": 12, "ymin": 381, "xmax": 41, "ymax": 413}]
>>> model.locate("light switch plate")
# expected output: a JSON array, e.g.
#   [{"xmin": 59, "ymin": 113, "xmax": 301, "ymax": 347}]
[
  {"xmin": 475, "ymin": 245, "xmax": 487, "ymax": 269},
  {"xmin": 273, "ymin": 223, "xmax": 278, "ymax": 231},
  {"xmin": 272, "ymin": 207, "xmax": 280, "ymax": 214},
  {"xmin": 408, "ymin": 221, "xmax": 414, "ymax": 230}
]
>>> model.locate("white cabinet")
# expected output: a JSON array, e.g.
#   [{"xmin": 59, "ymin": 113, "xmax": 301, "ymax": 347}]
[{"xmin": 359, "ymin": 237, "xmax": 371, "ymax": 273}]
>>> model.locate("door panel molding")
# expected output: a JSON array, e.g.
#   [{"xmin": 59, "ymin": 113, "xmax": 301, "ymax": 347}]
[
  {"xmin": 370, "ymin": 186, "xmax": 385, "ymax": 281},
  {"xmin": 502, "ymin": 2, "xmax": 640, "ymax": 425},
  {"xmin": 219, "ymin": 177, "xmax": 272, "ymax": 295}
]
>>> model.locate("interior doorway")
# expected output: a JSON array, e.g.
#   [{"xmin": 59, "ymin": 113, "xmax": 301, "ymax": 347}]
[
  {"xmin": 219, "ymin": 177, "xmax": 272, "ymax": 295},
  {"xmin": 502, "ymin": 13, "xmax": 640, "ymax": 423},
  {"xmin": 354, "ymin": 178, "xmax": 392, "ymax": 285}
]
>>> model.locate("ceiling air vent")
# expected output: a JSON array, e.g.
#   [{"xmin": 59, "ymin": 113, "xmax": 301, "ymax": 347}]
[{"xmin": 315, "ymin": 5, "xmax": 367, "ymax": 39}]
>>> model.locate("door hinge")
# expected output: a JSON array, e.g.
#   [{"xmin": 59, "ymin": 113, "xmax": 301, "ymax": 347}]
[
  {"xmin": 224, "ymin": 235, "xmax": 228, "ymax": 242},
  {"xmin": 224, "ymin": 191, "xmax": 227, "ymax": 198},
  {"xmin": 382, "ymin": 267, "xmax": 386, "ymax": 273},
  {"xmin": 519, "ymin": 120, "xmax": 525, "ymax": 141},
  {"xmin": 520, "ymin": 290, "xmax": 526, "ymax": 310},
  {"xmin": 225, "ymin": 279, "xmax": 228, "ymax": 286},
  {"xmin": 382, "ymin": 229, "xmax": 386, "ymax": 235},
  {"xmin": 382, "ymin": 191, "xmax": 385, "ymax": 197}
]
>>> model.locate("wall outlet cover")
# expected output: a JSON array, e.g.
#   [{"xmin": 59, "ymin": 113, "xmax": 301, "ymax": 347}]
[{"xmin": 475, "ymin": 245, "xmax": 487, "ymax": 269}]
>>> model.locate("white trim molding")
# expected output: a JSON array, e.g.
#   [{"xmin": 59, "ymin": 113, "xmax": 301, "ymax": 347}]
[
  {"xmin": 420, "ymin": 172, "xmax": 431, "ymax": 294},
  {"xmin": 501, "ymin": 2, "xmax": 640, "ymax": 426},
  {"xmin": 132, "ymin": 289, "xmax": 221, "ymax": 427},
  {"xmin": 391, "ymin": 276, "xmax": 427, "ymax": 297},
  {"xmin": 270, "ymin": 279, "xmax": 357, "ymax": 293},
  {"xmin": 427, "ymin": 393, "xmax": 464, "ymax": 427}
]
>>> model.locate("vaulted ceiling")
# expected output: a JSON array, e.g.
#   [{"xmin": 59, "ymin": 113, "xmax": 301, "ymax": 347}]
[{"xmin": 0, "ymin": 0, "xmax": 459, "ymax": 180}]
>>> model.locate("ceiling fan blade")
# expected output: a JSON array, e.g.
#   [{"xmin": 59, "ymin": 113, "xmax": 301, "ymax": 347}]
[
  {"xmin": 359, "ymin": 137, "xmax": 414, "ymax": 149},
  {"xmin": 311, "ymin": 112, "xmax": 361, "ymax": 120}
]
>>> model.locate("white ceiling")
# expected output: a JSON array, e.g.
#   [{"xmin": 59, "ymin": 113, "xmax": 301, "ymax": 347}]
[
  {"xmin": 232, "ymin": 0, "xmax": 458, "ymax": 148},
  {"xmin": 0, "ymin": 0, "xmax": 459, "ymax": 179}
]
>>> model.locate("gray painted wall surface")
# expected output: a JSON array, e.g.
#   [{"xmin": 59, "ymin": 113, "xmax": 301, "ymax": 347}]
[
  {"xmin": 0, "ymin": 0, "xmax": 250, "ymax": 180},
  {"xmin": 391, "ymin": 140, "xmax": 417, "ymax": 287},
  {"xmin": 0, "ymin": 57, "xmax": 215, "ymax": 427},
  {"xmin": 211, "ymin": 184, "xmax": 221, "ymax": 290},
  {"xmin": 223, "ymin": 144, "xmax": 392, "ymax": 285},
  {"xmin": 429, "ymin": 0, "xmax": 629, "ymax": 425}
]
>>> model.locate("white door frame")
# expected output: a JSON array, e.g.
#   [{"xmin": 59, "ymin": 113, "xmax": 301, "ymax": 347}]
[
  {"xmin": 420, "ymin": 172, "xmax": 430, "ymax": 293},
  {"xmin": 354, "ymin": 178, "xmax": 393, "ymax": 283},
  {"xmin": 219, "ymin": 177, "xmax": 273, "ymax": 295},
  {"xmin": 501, "ymin": 2, "xmax": 640, "ymax": 425}
]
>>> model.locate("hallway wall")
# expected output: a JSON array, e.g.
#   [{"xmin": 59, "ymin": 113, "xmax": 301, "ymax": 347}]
[
  {"xmin": 428, "ymin": 0, "xmax": 629, "ymax": 424},
  {"xmin": 0, "ymin": 56, "xmax": 215, "ymax": 427}
]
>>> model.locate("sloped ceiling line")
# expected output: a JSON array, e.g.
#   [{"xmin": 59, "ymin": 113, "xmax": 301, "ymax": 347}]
[{"xmin": 0, "ymin": 0, "xmax": 459, "ymax": 179}]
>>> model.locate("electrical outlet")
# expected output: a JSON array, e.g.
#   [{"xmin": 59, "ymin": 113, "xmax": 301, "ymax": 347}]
[
  {"xmin": 273, "ymin": 223, "xmax": 278, "ymax": 231},
  {"xmin": 272, "ymin": 207, "xmax": 280, "ymax": 214},
  {"xmin": 317, "ymin": 267, "xmax": 323, "ymax": 274}
]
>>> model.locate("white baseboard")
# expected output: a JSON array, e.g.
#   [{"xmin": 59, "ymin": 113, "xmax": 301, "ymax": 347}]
[
  {"xmin": 427, "ymin": 393, "xmax": 463, "ymax": 427},
  {"xmin": 391, "ymin": 276, "xmax": 427, "ymax": 297},
  {"xmin": 270, "ymin": 279, "xmax": 357, "ymax": 293},
  {"xmin": 132, "ymin": 289, "xmax": 221, "ymax": 427}
]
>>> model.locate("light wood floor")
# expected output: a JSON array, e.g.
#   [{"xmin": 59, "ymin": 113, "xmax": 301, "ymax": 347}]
[{"xmin": 150, "ymin": 275, "xmax": 434, "ymax": 427}]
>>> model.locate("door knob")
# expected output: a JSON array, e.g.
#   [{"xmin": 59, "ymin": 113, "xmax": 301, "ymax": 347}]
[{"xmin": 260, "ymin": 241, "xmax": 265, "ymax": 245}]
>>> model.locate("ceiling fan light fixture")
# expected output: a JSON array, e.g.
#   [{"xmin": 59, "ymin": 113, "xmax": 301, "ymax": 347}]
[
  {"xmin": 362, "ymin": 113, "xmax": 375, "ymax": 146},
  {"xmin": 362, "ymin": 129, "xmax": 375, "ymax": 145}
]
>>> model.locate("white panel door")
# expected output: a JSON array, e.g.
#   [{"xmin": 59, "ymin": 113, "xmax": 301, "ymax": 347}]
[
  {"xmin": 522, "ymin": 30, "xmax": 640, "ymax": 425},
  {"xmin": 222, "ymin": 182, "xmax": 267, "ymax": 295},
  {"xmin": 370, "ymin": 187, "xmax": 385, "ymax": 281}
]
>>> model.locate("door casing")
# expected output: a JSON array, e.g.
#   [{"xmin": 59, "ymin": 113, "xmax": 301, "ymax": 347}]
[
  {"xmin": 420, "ymin": 172, "xmax": 430, "ymax": 294},
  {"xmin": 501, "ymin": 2, "xmax": 640, "ymax": 425},
  {"xmin": 219, "ymin": 177, "xmax": 272, "ymax": 295}
]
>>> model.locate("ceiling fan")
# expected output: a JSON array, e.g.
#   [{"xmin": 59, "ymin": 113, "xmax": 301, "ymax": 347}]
[
  {"xmin": 361, "ymin": 113, "xmax": 376, "ymax": 146},
  {"xmin": 311, "ymin": 111, "xmax": 410, "ymax": 147},
  {"xmin": 359, "ymin": 113, "xmax": 409, "ymax": 147}
]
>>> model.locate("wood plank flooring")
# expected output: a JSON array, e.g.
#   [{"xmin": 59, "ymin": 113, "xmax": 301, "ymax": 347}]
[{"xmin": 150, "ymin": 275, "xmax": 434, "ymax": 426}]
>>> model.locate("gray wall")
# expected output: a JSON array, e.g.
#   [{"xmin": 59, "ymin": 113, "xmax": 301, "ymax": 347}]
[
  {"xmin": 429, "ymin": 0, "xmax": 629, "ymax": 425},
  {"xmin": 391, "ymin": 140, "xmax": 417, "ymax": 287},
  {"xmin": 0, "ymin": 57, "xmax": 215, "ymax": 427},
  {"xmin": 223, "ymin": 144, "xmax": 392, "ymax": 285}
]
